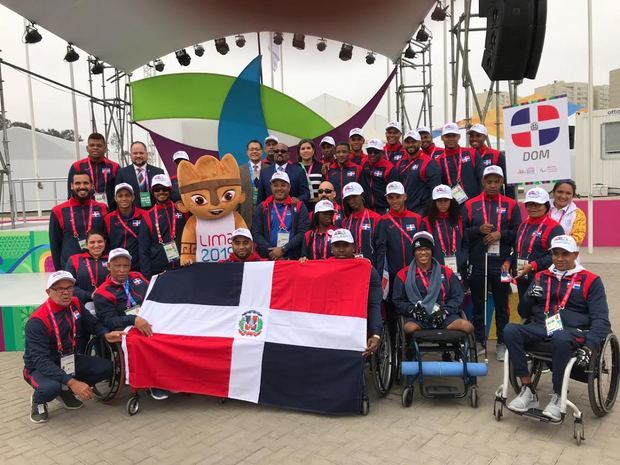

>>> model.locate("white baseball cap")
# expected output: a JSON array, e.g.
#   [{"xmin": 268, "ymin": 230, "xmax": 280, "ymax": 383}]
[
  {"xmin": 386, "ymin": 121, "xmax": 402, "ymax": 132},
  {"xmin": 483, "ymin": 165, "xmax": 504, "ymax": 178},
  {"xmin": 550, "ymin": 235, "xmax": 579, "ymax": 253},
  {"xmin": 172, "ymin": 150, "xmax": 189, "ymax": 162},
  {"xmin": 442, "ymin": 122, "xmax": 461, "ymax": 136},
  {"xmin": 231, "ymin": 228, "xmax": 253, "ymax": 241},
  {"xmin": 366, "ymin": 138, "xmax": 384, "ymax": 152},
  {"xmin": 417, "ymin": 126, "xmax": 431, "ymax": 134},
  {"xmin": 342, "ymin": 182, "xmax": 364, "ymax": 199},
  {"xmin": 151, "ymin": 174, "xmax": 172, "ymax": 188},
  {"xmin": 330, "ymin": 228, "xmax": 355, "ymax": 244},
  {"xmin": 467, "ymin": 123, "xmax": 488, "ymax": 136},
  {"xmin": 432, "ymin": 184, "xmax": 453, "ymax": 200},
  {"xmin": 385, "ymin": 181, "xmax": 406, "ymax": 196},
  {"xmin": 403, "ymin": 130, "xmax": 421, "ymax": 141},
  {"xmin": 270, "ymin": 171, "xmax": 291, "ymax": 184},
  {"xmin": 349, "ymin": 128, "xmax": 364, "ymax": 138},
  {"xmin": 115, "ymin": 183, "xmax": 134, "ymax": 195},
  {"xmin": 320, "ymin": 136, "xmax": 335, "ymax": 146},
  {"xmin": 525, "ymin": 187, "xmax": 550, "ymax": 204},
  {"xmin": 47, "ymin": 270, "xmax": 76, "ymax": 290},
  {"xmin": 108, "ymin": 248, "xmax": 132, "ymax": 262},
  {"xmin": 314, "ymin": 199, "xmax": 335, "ymax": 213},
  {"xmin": 265, "ymin": 135, "xmax": 279, "ymax": 144}
]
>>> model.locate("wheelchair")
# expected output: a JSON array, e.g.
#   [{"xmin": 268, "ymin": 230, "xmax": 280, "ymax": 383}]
[
  {"xmin": 399, "ymin": 311, "xmax": 487, "ymax": 408},
  {"xmin": 493, "ymin": 332, "xmax": 620, "ymax": 446},
  {"xmin": 84, "ymin": 334, "xmax": 126, "ymax": 404}
]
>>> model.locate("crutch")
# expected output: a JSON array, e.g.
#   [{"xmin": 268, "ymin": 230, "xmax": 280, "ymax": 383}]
[{"xmin": 483, "ymin": 250, "xmax": 489, "ymax": 363}]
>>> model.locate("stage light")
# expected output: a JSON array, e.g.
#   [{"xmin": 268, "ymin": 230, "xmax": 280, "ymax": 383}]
[
  {"xmin": 235, "ymin": 35, "xmax": 246, "ymax": 48},
  {"xmin": 91, "ymin": 58, "xmax": 104, "ymax": 75},
  {"xmin": 339, "ymin": 43, "xmax": 353, "ymax": 61},
  {"xmin": 431, "ymin": 1, "xmax": 449, "ymax": 21},
  {"xmin": 176, "ymin": 49, "xmax": 191, "ymax": 66},
  {"xmin": 404, "ymin": 42, "xmax": 416, "ymax": 59},
  {"xmin": 154, "ymin": 59, "xmax": 165, "ymax": 72},
  {"xmin": 64, "ymin": 44, "xmax": 79, "ymax": 63},
  {"xmin": 273, "ymin": 32, "xmax": 283, "ymax": 45},
  {"xmin": 416, "ymin": 24, "xmax": 430, "ymax": 42},
  {"xmin": 317, "ymin": 38, "xmax": 327, "ymax": 52},
  {"xmin": 24, "ymin": 22, "xmax": 42, "ymax": 44},
  {"xmin": 193, "ymin": 44, "xmax": 205, "ymax": 57},
  {"xmin": 293, "ymin": 34, "xmax": 305, "ymax": 50},
  {"xmin": 365, "ymin": 52, "xmax": 376, "ymax": 65},
  {"xmin": 215, "ymin": 38, "xmax": 229, "ymax": 55}
]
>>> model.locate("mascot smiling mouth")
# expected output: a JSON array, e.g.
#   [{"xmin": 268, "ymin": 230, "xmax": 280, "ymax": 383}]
[{"xmin": 209, "ymin": 209, "xmax": 224, "ymax": 215}]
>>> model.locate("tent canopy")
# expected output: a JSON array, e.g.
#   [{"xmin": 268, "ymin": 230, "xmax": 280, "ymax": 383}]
[{"xmin": 1, "ymin": 0, "xmax": 436, "ymax": 72}]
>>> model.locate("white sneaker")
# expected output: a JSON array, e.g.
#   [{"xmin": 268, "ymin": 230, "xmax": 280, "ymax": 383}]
[
  {"xmin": 542, "ymin": 393, "xmax": 562, "ymax": 421},
  {"xmin": 508, "ymin": 385, "xmax": 539, "ymax": 412},
  {"xmin": 477, "ymin": 343, "xmax": 486, "ymax": 357},
  {"xmin": 496, "ymin": 343, "xmax": 506, "ymax": 362}
]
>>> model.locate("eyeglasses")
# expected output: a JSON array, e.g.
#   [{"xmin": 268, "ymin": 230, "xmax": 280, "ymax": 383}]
[
  {"xmin": 51, "ymin": 286, "xmax": 75, "ymax": 293},
  {"xmin": 273, "ymin": 150, "xmax": 288, "ymax": 154},
  {"xmin": 152, "ymin": 187, "xmax": 170, "ymax": 192},
  {"xmin": 317, "ymin": 189, "xmax": 333, "ymax": 194}
]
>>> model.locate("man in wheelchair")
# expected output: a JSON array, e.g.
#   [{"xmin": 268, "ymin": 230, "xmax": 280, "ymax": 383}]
[
  {"xmin": 505, "ymin": 235, "xmax": 611, "ymax": 421},
  {"xmin": 392, "ymin": 231, "xmax": 473, "ymax": 334}
]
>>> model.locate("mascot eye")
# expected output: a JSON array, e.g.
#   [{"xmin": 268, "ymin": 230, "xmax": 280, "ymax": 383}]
[
  {"xmin": 191, "ymin": 194, "xmax": 208, "ymax": 206},
  {"xmin": 221, "ymin": 190, "xmax": 236, "ymax": 202}
]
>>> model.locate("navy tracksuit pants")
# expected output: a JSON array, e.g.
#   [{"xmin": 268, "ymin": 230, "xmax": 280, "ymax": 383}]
[{"xmin": 469, "ymin": 271, "xmax": 511, "ymax": 344}]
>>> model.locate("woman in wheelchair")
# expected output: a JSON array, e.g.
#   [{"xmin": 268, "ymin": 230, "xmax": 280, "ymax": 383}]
[
  {"xmin": 505, "ymin": 235, "xmax": 611, "ymax": 421},
  {"xmin": 392, "ymin": 231, "xmax": 473, "ymax": 334}
]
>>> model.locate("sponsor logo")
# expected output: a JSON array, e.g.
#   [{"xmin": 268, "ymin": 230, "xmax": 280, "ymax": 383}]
[{"xmin": 238, "ymin": 310, "xmax": 263, "ymax": 337}]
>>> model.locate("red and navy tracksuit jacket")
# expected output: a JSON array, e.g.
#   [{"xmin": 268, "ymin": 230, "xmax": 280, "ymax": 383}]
[
  {"xmin": 104, "ymin": 208, "xmax": 146, "ymax": 270},
  {"xmin": 251, "ymin": 195, "xmax": 310, "ymax": 260},
  {"xmin": 49, "ymin": 197, "xmax": 108, "ymax": 271},
  {"xmin": 422, "ymin": 214, "xmax": 468, "ymax": 276},
  {"xmin": 327, "ymin": 160, "xmax": 362, "ymax": 205},
  {"xmin": 349, "ymin": 151, "xmax": 367, "ymax": 166},
  {"xmin": 463, "ymin": 193, "xmax": 521, "ymax": 274},
  {"xmin": 518, "ymin": 269, "xmax": 611, "ymax": 350},
  {"xmin": 23, "ymin": 297, "xmax": 108, "ymax": 385},
  {"xmin": 67, "ymin": 157, "xmax": 119, "ymax": 210},
  {"xmin": 392, "ymin": 263, "xmax": 464, "ymax": 321},
  {"xmin": 395, "ymin": 151, "xmax": 442, "ymax": 214},
  {"xmin": 378, "ymin": 209, "xmax": 422, "ymax": 279},
  {"xmin": 223, "ymin": 252, "xmax": 266, "ymax": 262},
  {"xmin": 138, "ymin": 201, "xmax": 186, "ymax": 278},
  {"xmin": 423, "ymin": 143, "xmax": 438, "ymax": 158},
  {"xmin": 343, "ymin": 209, "xmax": 386, "ymax": 271},
  {"xmin": 93, "ymin": 273, "xmax": 150, "ymax": 330},
  {"xmin": 436, "ymin": 147, "xmax": 481, "ymax": 200},
  {"xmin": 64, "ymin": 253, "xmax": 109, "ymax": 304},
  {"xmin": 301, "ymin": 227, "xmax": 336, "ymax": 260},
  {"xmin": 359, "ymin": 158, "xmax": 396, "ymax": 212},
  {"xmin": 475, "ymin": 146, "xmax": 516, "ymax": 198},
  {"xmin": 385, "ymin": 142, "xmax": 406, "ymax": 165}
]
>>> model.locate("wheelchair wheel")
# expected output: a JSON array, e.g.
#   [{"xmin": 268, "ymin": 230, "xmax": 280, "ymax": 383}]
[
  {"xmin": 85, "ymin": 336, "xmax": 124, "ymax": 403},
  {"xmin": 127, "ymin": 395, "xmax": 140, "ymax": 416},
  {"xmin": 370, "ymin": 323, "xmax": 394, "ymax": 397},
  {"xmin": 469, "ymin": 386, "xmax": 479, "ymax": 408},
  {"xmin": 508, "ymin": 355, "xmax": 544, "ymax": 395},
  {"xmin": 360, "ymin": 396, "xmax": 370, "ymax": 416},
  {"xmin": 589, "ymin": 333, "xmax": 620, "ymax": 417},
  {"xmin": 401, "ymin": 385, "xmax": 414, "ymax": 408}
]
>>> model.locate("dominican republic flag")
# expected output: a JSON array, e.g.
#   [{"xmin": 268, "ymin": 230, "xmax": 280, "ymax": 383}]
[{"xmin": 123, "ymin": 259, "xmax": 371, "ymax": 414}]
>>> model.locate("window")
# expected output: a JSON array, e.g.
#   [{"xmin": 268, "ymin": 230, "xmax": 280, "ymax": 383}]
[{"xmin": 602, "ymin": 121, "xmax": 620, "ymax": 159}]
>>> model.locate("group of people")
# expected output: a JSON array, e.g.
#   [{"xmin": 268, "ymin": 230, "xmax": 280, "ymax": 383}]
[{"xmin": 29, "ymin": 122, "xmax": 607, "ymax": 424}]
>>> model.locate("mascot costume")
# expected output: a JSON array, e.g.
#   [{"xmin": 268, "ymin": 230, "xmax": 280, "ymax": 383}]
[{"xmin": 176, "ymin": 154, "xmax": 247, "ymax": 265}]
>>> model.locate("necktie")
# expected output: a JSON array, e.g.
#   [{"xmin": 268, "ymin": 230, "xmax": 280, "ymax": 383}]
[
  {"xmin": 253, "ymin": 164, "xmax": 260, "ymax": 182},
  {"xmin": 277, "ymin": 165, "xmax": 285, "ymax": 173},
  {"xmin": 137, "ymin": 168, "xmax": 146, "ymax": 191}
]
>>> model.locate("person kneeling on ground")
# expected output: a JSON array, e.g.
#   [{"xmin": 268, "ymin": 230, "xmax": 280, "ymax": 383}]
[
  {"xmin": 224, "ymin": 228, "xmax": 265, "ymax": 262},
  {"xmin": 23, "ymin": 271, "xmax": 124, "ymax": 423},
  {"xmin": 505, "ymin": 235, "xmax": 611, "ymax": 421},
  {"xmin": 392, "ymin": 231, "xmax": 472, "ymax": 334}
]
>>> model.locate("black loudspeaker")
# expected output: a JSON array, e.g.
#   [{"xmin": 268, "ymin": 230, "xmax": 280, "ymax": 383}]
[
  {"xmin": 478, "ymin": 0, "xmax": 491, "ymax": 17},
  {"xmin": 481, "ymin": 0, "xmax": 547, "ymax": 81}
]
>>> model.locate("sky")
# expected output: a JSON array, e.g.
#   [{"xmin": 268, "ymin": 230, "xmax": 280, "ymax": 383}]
[{"xmin": 0, "ymin": 0, "xmax": 618, "ymax": 146}]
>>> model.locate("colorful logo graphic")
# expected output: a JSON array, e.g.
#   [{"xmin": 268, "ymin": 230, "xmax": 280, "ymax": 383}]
[
  {"xmin": 510, "ymin": 104, "xmax": 561, "ymax": 148},
  {"xmin": 238, "ymin": 310, "xmax": 264, "ymax": 337}
]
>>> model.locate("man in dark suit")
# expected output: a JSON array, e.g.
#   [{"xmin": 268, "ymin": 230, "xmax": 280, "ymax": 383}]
[
  {"xmin": 114, "ymin": 141, "xmax": 164, "ymax": 209},
  {"xmin": 257, "ymin": 143, "xmax": 310, "ymax": 204},
  {"xmin": 239, "ymin": 139, "xmax": 264, "ymax": 227}
]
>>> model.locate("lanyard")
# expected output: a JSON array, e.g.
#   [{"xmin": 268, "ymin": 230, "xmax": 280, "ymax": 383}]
[
  {"xmin": 387, "ymin": 214, "xmax": 414, "ymax": 244},
  {"xmin": 517, "ymin": 220, "xmax": 546, "ymax": 258},
  {"xmin": 311, "ymin": 231, "xmax": 330, "ymax": 259},
  {"xmin": 545, "ymin": 274, "xmax": 579, "ymax": 315},
  {"xmin": 46, "ymin": 303, "xmax": 77, "ymax": 356},
  {"xmin": 300, "ymin": 161, "xmax": 315, "ymax": 176},
  {"xmin": 124, "ymin": 279, "xmax": 137, "ymax": 309},
  {"xmin": 84, "ymin": 256, "xmax": 99, "ymax": 288},
  {"xmin": 115, "ymin": 212, "xmax": 138, "ymax": 241},
  {"xmin": 88, "ymin": 159, "xmax": 108, "ymax": 193},
  {"xmin": 69, "ymin": 202, "xmax": 93, "ymax": 239},
  {"xmin": 416, "ymin": 267, "xmax": 445, "ymax": 300},
  {"xmin": 346, "ymin": 210, "xmax": 369, "ymax": 254},
  {"xmin": 436, "ymin": 218, "xmax": 457, "ymax": 255},
  {"xmin": 154, "ymin": 203, "xmax": 176, "ymax": 243},
  {"xmin": 442, "ymin": 149, "xmax": 462, "ymax": 186},
  {"xmin": 398, "ymin": 155, "xmax": 419, "ymax": 176},
  {"xmin": 481, "ymin": 192, "xmax": 503, "ymax": 233},
  {"xmin": 272, "ymin": 203, "xmax": 290, "ymax": 231}
]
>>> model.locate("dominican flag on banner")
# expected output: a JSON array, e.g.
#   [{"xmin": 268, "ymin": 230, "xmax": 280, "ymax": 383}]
[{"xmin": 123, "ymin": 260, "xmax": 371, "ymax": 414}]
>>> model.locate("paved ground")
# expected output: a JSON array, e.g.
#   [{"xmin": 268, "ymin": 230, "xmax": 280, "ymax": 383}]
[{"xmin": 2, "ymin": 249, "xmax": 620, "ymax": 465}]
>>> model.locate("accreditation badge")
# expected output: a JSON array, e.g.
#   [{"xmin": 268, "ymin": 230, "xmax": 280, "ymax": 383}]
[
  {"xmin": 139, "ymin": 192, "xmax": 152, "ymax": 208},
  {"xmin": 451, "ymin": 183, "xmax": 468, "ymax": 204},
  {"xmin": 163, "ymin": 241, "xmax": 180, "ymax": 262},
  {"xmin": 517, "ymin": 259, "xmax": 528, "ymax": 274},
  {"xmin": 94, "ymin": 192, "xmax": 108, "ymax": 204},
  {"xmin": 545, "ymin": 313, "xmax": 564, "ymax": 336},
  {"xmin": 444, "ymin": 255, "xmax": 458, "ymax": 274},
  {"xmin": 78, "ymin": 239, "xmax": 87, "ymax": 249},
  {"xmin": 126, "ymin": 305, "xmax": 141, "ymax": 316},
  {"xmin": 487, "ymin": 241, "xmax": 500, "ymax": 256},
  {"xmin": 276, "ymin": 231, "xmax": 290, "ymax": 248},
  {"xmin": 61, "ymin": 354, "xmax": 76, "ymax": 375}
]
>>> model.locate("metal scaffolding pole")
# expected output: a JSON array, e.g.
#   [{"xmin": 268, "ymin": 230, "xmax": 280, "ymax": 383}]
[{"xmin": 0, "ymin": 59, "xmax": 17, "ymax": 227}]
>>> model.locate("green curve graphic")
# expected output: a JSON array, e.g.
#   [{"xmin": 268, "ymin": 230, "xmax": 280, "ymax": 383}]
[{"xmin": 131, "ymin": 73, "xmax": 334, "ymax": 138}]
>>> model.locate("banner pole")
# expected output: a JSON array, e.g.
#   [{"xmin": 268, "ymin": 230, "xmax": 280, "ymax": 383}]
[{"xmin": 587, "ymin": 0, "xmax": 594, "ymax": 254}]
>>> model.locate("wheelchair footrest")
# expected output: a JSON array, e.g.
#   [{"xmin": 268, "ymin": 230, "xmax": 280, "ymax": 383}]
[
  {"xmin": 422, "ymin": 385, "xmax": 461, "ymax": 398},
  {"xmin": 519, "ymin": 408, "xmax": 562, "ymax": 424}
]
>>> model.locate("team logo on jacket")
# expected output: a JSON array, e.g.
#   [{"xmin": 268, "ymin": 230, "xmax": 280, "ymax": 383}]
[
  {"xmin": 102, "ymin": 260, "xmax": 108, "ymax": 268},
  {"xmin": 405, "ymin": 224, "xmax": 416, "ymax": 231},
  {"xmin": 175, "ymin": 212, "xmax": 183, "ymax": 219},
  {"xmin": 132, "ymin": 220, "xmax": 142, "ymax": 227},
  {"xmin": 238, "ymin": 310, "xmax": 263, "ymax": 337},
  {"xmin": 102, "ymin": 168, "xmax": 111, "ymax": 174},
  {"xmin": 347, "ymin": 170, "xmax": 356, "ymax": 177},
  {"xmin": 92, "ymin": 211, "xmax": 101, "ymax": 218},
  {"xmin": 132, "ymin": 278, "xmax": 142, "ymax": 285},
  {"xmin": 412, "ymin": 164, "xmax": 419, "ymax": 170},
  {"xmin": 361, "ymin": 224, "xmax": 371, "ymax": 231},
  {"xmin": 573, "ymin": 281, "xmax": 581, "ymax": 290},
  {"xmin": 373, "ymin": 170, "xmax": 383, "ymax": 177},
  {"xmin": 483, "ymin": 159, "xmax": 492, "ymax": 166},
  {"xmin": 462, "ymin": 156, "xmax": 471, "ymax": 162}
]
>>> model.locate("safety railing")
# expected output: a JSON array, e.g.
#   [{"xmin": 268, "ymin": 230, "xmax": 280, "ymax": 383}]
[{"xmin": 1, "ymin": 177, "xmax": 66, "ymax": 226}]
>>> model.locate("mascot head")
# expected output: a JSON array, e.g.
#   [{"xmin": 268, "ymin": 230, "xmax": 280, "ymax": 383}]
[{"xmin": 176, "ymin": 154, "xmax": 245, "ymax": 219}]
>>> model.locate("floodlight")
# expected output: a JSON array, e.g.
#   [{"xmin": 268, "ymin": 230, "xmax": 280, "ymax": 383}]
[
  {"xmin": 64, "ymin": 44, "xmax": 79, "ymax": 62},
  {"xmin": 194, "ymin": 44, "xmax": 205, "ymax": 57},
  {"xmin": 176, "ymin": 49, "xmax": 191, "ymax": 66},
  {"xmin": 365, "ymin": 52, "xmax": 376, "ymax": 65},
  {"xmin": 404, "ymin": 43, "xmax": 416, "ymax": 59},
  {"xmin": 273, "ymin": 32, "xmax": 283, "ymax": 45},
  {"xmin": 339, "ymin": 43, "xmax": 353, "ymax": 61},
  {"xmin": 154, "ymin": 59, "xmax": 165, "ymax": 72},
  {"xmin": 416, "ymin": 24, "xmax": 430, "ymax": 42},
  {"xmin": 215, "ymin": 38, "xmax": 230, "ymax": 55},
  {"xmin": 91, "ymin": 58, "xmax": 104, "ymax": 75},
  {"xmin": 317, "ymin": 38, "xmax": 327, "ymax": 52},
  {"xmin": 235, "ymin": 35, "xmax": 246, "ymax": 48},
  {"xmin": 431, "ymin": 2, "xmax": 449, "ymax": 21},
  {"xmin": 24, "ymin": 22, "xmax": 42, "ymax": 44},
  {"xmin": 293, "ymin": 34, "xmax": 305, "ymax": 50}
]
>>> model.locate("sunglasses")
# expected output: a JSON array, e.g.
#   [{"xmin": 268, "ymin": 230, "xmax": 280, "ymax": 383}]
[
  {"xmin": 317, "ymin": 189, "xmax": 333, "ymax": 194},
  {"xmin": 153, "ymin": 187, "xmax": 170, "ymax": 192}
]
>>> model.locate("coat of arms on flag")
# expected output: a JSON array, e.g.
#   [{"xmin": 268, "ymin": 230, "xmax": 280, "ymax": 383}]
[{"xmin": 122, "ymin": 260, "xmax": 372, "ymax": 414}]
